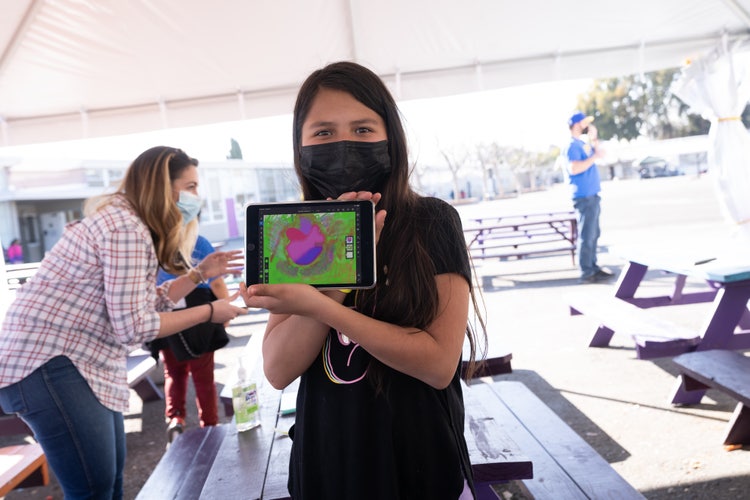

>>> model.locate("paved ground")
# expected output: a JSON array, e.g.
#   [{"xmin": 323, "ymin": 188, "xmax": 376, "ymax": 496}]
[
  {"xmin": 3, "ymin": 174, "xmax": 750, "ymax": 499},
  {"xmin": 461, "ymin": 174, "xmax": 750, "ymax": 499}
]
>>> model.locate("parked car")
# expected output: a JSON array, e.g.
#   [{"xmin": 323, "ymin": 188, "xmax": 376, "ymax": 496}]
[{"xmin": 636, "ymin": 156, "xmax": 682, "ymax": 179}]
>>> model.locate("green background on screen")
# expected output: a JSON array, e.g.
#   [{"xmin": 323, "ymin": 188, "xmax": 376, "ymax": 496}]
[{"xmin": 261, "ymin": 211, "xmax": 357, "ymax": 285}]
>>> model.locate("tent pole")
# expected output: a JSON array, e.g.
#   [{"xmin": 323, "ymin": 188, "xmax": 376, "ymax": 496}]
[
  {"xmin": 720, "ymin": 0, "xmax": 750, "ymax": 29},
  {"xmin": 0, "ymin": 0, "xmax": 44, "ymax": 78}
]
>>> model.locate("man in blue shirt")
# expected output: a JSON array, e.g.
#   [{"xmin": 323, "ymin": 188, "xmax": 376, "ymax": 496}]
[{"xmin": 566, "ymin": 111, "xmax": 613, "ymax": 283}]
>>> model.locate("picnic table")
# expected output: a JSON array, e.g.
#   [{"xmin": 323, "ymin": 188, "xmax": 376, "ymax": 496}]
[
  {"xmin": 672, "ymin": 349, "xmax": 750, "ymax": 447},
  {"xmin": 141, "ymin": 332, "xmax": 642, "ymax": 499},
  {"xmin": 463, "ymin": 210, "xmax": 577, "ymax": 264},
  {"xmin": 201, "ymin": 377, "xmax": 533, "ymax": 499},
  {"xmin": 142, "ymin": 369, "xmax": 644, "ymax": 499},
  {"xmin": 141, "ymin": 331, "xmax": 531, "ymax": 499},
  {"xmin": 569, "ymin": 245, "xmax": 750, "ymax": 404}
]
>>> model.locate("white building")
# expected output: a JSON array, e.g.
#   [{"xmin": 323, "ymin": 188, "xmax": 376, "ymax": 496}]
[{"xmin": 0, "ymin": 158, "xmax": 299, "ymax": 262}]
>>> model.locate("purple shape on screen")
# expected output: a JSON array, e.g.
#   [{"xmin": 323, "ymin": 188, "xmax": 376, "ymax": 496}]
[{"xmin": 286, "ymin": 222, "xmax": 325, "ymax": 266}]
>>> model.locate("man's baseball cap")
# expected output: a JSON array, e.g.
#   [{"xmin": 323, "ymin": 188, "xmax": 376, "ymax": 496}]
[{"xmin": 568, "ymin": 111, "xmax": 594, "ymax": 128}]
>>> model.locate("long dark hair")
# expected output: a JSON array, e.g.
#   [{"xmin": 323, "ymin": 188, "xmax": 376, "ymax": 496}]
[{"xmin": 293, "ymin": 62, "xmax": 486, "ymax": 383}]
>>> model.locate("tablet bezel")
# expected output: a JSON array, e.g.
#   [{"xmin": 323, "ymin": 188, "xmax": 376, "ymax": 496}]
[{"xmin": 245, "ymin": 200, "xmax": 376, "ymax": 289}]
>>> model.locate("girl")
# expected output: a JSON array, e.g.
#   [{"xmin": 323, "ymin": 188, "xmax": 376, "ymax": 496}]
[
  {"xmin": 6, "ymin": 238, "xmax": 23, "ymax": 264},
  {"xmin": 0, "ymin": 146, "xmax": 246, "ymax": 499},
  {"xmin": 240, "ymin": 62, "xmax": 486, "ymax": 499}
]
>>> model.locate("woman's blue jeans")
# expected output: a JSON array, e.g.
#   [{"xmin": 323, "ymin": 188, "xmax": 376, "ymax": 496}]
[
  {"xmin": 0, "ymin": 355, "xmax": 125, "ymax": 500},
  {"xmin": 573, "ymin": 194, "xmax": 602, "ymax": 279}
]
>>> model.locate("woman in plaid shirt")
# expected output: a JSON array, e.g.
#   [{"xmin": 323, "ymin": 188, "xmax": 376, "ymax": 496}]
[{"xmin": 0, "ymin": 146, "xmax": 246, "ymax": 499}]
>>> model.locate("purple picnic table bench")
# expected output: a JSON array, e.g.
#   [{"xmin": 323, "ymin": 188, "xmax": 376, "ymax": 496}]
[{"xmin": 569, "ymin": 246, "xmax": 750, "ymax": 404}]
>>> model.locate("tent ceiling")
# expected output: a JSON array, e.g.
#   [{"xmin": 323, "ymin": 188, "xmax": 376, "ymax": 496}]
[{"xmin": 2, "ymin": 0, "xmax": 750, "ymax": 147}]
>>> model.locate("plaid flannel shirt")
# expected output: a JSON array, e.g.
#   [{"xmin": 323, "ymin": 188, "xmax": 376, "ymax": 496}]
[{"xmin": 0, "ymin": 196, "xmax": 175, "ymax": 411}]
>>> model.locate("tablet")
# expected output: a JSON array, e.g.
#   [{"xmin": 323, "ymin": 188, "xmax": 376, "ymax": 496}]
[{"xmin": 245, "ymin": 200, "xmax": 376, "ymax": 289}]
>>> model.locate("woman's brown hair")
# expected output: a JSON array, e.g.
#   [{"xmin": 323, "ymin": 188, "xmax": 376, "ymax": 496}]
[
  {"xmin": 292, "ymin": 62, "xmax": 487, "ymax": 382},
  {"xmin": 85, "ymin": 146, "xmax": 199, "ymax": 275}
]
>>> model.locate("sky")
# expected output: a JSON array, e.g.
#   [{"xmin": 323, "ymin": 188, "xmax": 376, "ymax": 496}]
[{"xmin": 0, "ymin": 78, "xmax": 593, "ymax": 167}]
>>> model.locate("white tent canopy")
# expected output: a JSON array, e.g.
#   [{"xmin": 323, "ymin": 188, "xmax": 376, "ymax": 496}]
[{"xmin": 3, "ymin": 0, "xmax": 750, "ymax": 147}]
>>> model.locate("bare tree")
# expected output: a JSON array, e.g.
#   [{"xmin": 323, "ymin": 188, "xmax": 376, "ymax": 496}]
[
  {"xmin": 409, "ymin": 159, "xmax": 428, "ymax": 194},
  {"xmin": 438, "ymin": 146, "xmax": 470, "ymax": 199},
  {"xmin": 475, "ymin": 143, "xmax": 509, "ymax": 199},
  {"xmin": 434, "ymin": 141, "xmax": 560, "ymax": 199}
]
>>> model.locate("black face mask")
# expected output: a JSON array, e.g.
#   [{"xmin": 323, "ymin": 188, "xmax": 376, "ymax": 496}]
[{"xmin": 299, "ymin": 140, "xmax": 391, "ymax": 199}]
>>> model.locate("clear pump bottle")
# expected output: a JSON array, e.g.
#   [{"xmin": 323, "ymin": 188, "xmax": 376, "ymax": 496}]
[{"xmin": 232, "ymin": 357, "xmax": 260, "ymax": 431}]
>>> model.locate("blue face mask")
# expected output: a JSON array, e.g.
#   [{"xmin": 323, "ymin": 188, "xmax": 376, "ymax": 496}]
[{"xmin": 176, "ymin": 190, "xmax": 202, "ymax": 223}]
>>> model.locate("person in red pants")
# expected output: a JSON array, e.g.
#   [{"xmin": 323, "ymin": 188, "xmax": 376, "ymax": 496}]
[
  {"xmin": 160, "ymin": 339, "xmax": 219, "ymax": 430},
  {"xmin": 152, "ymin": 233, "xmax": 231, "ymax": 442}
]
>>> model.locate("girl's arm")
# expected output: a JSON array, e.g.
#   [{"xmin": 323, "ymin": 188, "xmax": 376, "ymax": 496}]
[
  {"xmin": 243, "ymin": 275, "xmax": 468, "ymax": 390},
  {"xmin": 261, "ymin": 313, "xmax": 333, "ymax": 389},
  {"xmin": 241, "ymin": 284, "xmax": 350, "ymax": 389}
]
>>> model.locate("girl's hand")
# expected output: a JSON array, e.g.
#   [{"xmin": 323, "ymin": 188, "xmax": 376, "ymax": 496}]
[
  {"xmin": 332, "ymin": 190, "xmax": 381, "ymax": 204},
  {"xmin": 196, "ymin": 250, "xmax": 244, "ymax": 279},
  {"xmin": 334, "ymin": 191, "xmax": 387, "ymax": 244},
  {"xmin": 239, "ymin": 282, "xmax": 325, "ymax": 316}
]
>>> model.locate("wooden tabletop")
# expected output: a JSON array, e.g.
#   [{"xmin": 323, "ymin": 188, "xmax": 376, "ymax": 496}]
[{"xmin": 201, "ymin": 377, "xmax": 533, "ymax": 499}]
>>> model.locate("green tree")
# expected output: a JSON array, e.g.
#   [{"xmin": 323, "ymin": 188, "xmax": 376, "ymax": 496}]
[
  {"xmin": 576, "ymin": 69, "xmax": 711, "ymax": 141},
  {"xmin": 227, "ymin": 138, "xmax": 243, "ymax": 159}
]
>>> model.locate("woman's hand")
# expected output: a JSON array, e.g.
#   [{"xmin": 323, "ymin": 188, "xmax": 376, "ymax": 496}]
[
  {"xmin": 158, "ymin": 290, "xmax": 247, "ymax": 338},
  {"xmin": 335, "ymin": 191, "xmax": 387, "ymax": 243},
  {"xmin": 196, "ymin": 250, "xmax": 244, "ymax": 280},
  {"xmin": 210, "ymin": 291, "xmax": 248, "ymax": 323}
]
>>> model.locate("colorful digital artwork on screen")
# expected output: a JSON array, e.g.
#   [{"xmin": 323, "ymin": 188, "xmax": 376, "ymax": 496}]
[{"xmin": 261, "ymin": 211, "xmax": 357, "ymax": 285}]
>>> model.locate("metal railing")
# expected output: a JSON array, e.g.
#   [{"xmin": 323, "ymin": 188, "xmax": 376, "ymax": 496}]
[{"xmin": 5, "ymin": 262, "xmax": 41, "ymax": 290}]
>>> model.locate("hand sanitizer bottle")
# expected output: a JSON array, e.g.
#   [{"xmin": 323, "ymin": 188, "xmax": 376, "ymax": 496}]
[{"xmin": 232, "ymin": 357, "xmax": 260, "ymax": 431}]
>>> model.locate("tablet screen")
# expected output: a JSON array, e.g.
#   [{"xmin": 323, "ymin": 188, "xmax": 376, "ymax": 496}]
[{"xmin": 245, "ymin": 200, "xmax": 376, "ymax": 289}]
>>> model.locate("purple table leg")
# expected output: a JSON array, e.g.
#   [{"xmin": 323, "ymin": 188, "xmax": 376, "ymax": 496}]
[
  {"xmin": 671, "ymin": 282, "xmax": 750, "ymax": 405},
  {"xmin": 738, "ymin": 308, "xmax": 750, "ymax": 329},
  {"xmin": 475, "ymin": 484, "xmax": 502, "ymax": 500},
  {"xmin": 615, "ymin": 261, "xmax": 717, "ymax": 308},
  {"xmin": 614, "ymin": 262, "xmax": 647, "ymax": 300}
]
